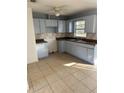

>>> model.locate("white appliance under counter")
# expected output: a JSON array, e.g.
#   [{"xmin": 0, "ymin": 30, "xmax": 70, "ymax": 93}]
[{"xmin": 36, "ymin": 42, "xmax": 48, "ymax": 59}]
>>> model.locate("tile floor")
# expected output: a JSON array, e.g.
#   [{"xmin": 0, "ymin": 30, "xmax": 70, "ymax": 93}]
[{"xmin": 27, "ymin": 53, "xmax": 97, "ymax": 93}]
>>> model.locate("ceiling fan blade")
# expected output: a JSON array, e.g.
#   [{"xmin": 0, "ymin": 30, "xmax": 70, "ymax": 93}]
[
  {"xmin": 58, "ymin": 5, "xmax": 67, "ymax": 9},
  {"xmin": 30, "ymin": 0, "xmax": 36, "ymax": 2}
]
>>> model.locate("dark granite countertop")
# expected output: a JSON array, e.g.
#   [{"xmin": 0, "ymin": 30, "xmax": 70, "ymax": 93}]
[
  {"xmin": 36, "ymin": 39, "xmax": 48, "ymax": 43},
  {"xmin": 56, "ymin": 37, "xmax": 97, "ymax": 45}
]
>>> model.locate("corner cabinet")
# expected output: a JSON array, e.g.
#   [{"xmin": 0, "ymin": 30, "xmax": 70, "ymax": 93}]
[
  {"xmin": 84, "ymin": 15, "xmax": 97, "ymax": 33},
  {"xmin": 33, "ymin": 18, "xmax": 41, "ymax": 34},
  {"xmin": 58, "ymin": 40, "xmax": 65, "ymax": 52},
  {"xmin": 58, "ymin": 20, "xmax": 66, "ymax": 33}
]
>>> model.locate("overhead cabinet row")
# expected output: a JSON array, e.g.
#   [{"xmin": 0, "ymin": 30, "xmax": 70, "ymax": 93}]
[
  {"xmin": 33, "ymin": 18, "xmax": 66, "ymax": 34},
  {"xmin": 66, "ymin": 15, "xmax": 97, "ymax": 33},
  {"xmin": 45, "ymin": 19, "xmax": 57, "ymax": 27},
  {"xmin": 33, "ymin": 14, "xmax": 97, "ymax": 34}
]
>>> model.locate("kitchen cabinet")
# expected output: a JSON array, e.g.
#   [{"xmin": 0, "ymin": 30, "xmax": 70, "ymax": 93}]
[
  {"xmin": 58, "ymin": 40, "xmax": 65, "ymax": 52},
  {"xmin": 33, "ymin": 18, "xmax": 40, "ymax": 34},
  {"xmin": 75, "ymin": 45, "xmax": 87, "ymax": 60},
  {"xmin": 39, "ymin": 19, "xmax": 46, "ymax": 33},
  {"xmin": 84, "ymin": 15, "xmax": 97, "ymax": 33},
  {"xmin": 66, "ymin": 20, "xmax": 73, "ymax": 33},
  {"xmin": 65, "ymin": 41, "xmax": 88, "ymax": 61},
  {"xmin": 65, "ymin": 41, "xmax": 73, "ymax": 54},
  {"xmin": 46, "ymin": 19, "xmax": 57, "ymax": 27},
  {"xmin": 58, "ymin": 40, "xmax": 96, "ymax": 64},
  {"xmin": 94, "ymin": 15, "xmax": 97, "ymax": 33},
  {"xmin": 69, "ymin": 14, "xmax": 97, "ymax": 33},
  {"xmin": 58, "ymin": 20, "xmax": 66, "ymax": 33},
  {"xmin": 87, "ymin": 49, "xmax": 94, "ymax": 64}
]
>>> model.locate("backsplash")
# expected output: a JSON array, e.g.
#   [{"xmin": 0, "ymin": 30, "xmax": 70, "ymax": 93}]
[
  {"xmin": 35, "ymin": 32, "xmax": 66, "ymax": 39},
  {"xmin": 86, "ymin": 33, "xmax": 97, "ymax": 40},
  {"xmin": 35, "ymin": 32, "xmax": 96, "ymax": 40}
]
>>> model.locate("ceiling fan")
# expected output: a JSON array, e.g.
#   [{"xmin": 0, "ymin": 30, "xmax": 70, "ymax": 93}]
[
  {"xmin": 30, "ymin": 0, "xmax": 67, "ymax": 16},
  {"xmin": 30, "ymin": 0, "xmax": 36, "ymax": 2},
  {"xmin": 47, "ymin": 5, "xmax": 67, "ymax": 16}
]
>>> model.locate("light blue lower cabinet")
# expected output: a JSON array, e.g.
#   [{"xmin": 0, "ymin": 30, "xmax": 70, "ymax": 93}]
[
  {"xmin": 75, "ymin": 46, "xmax": 87, "ymax": 61},
  {"xmin": 58, "ymin": 40, "xmax": 65, "ymax": 53},
  {"xmin": 87, "ymin": 48, "xmax": 94, "ymax": 64},
  {"xmin": 58, "ymin": 40, "xmax": 96, "ymax": 64}
]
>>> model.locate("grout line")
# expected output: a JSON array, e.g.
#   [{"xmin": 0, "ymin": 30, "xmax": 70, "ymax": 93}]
[
  {"xmin": 28, "ymin": 53, "xmax": 97, "ymax": 93},
  {"xmin": 45, "ymin": 61, "xmax": 74, "ymax": 93},
  {"xmin": 36, "ymin": 62, "xmax": 54, "ymax": 93}
]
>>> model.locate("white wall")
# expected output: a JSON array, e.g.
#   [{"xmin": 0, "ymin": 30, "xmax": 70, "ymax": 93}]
[{"xmin": 27, "ymin": 7, "xmax": 38, "ymax": 64}]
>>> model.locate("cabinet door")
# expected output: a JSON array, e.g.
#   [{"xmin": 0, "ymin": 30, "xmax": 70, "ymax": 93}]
[
  {"xmin": 65, "ymin": 41, "xmax": 72, "ymax": 54},
  {"xmin": 58, "ymin": 20, "xmax": 66, "ymax": 33},
  {"xmin": 75, "ymin": 46, "xmax": 87, "ymax": 60},
  {"xmin": 46, "ymin": 19, "xmax": 57, "ymax": 27},
  {"xmin": 33, "ymin": 18, "xmax": 40, "ymax": 34},
  {"xmin": 87, "ymin": 48, "xmax": 94, "ymax": 64},
  {"xmin": 39, "ymin": 19, "xmax": 46, "ymax": 33},
  {"xmin": 69, "ymin": 21, "xmax": 73, "ymax": 33},
  {"xmin": 94, "ymin": 15, "xmax": 97, "ymax": 33},
  {"xmin": 66, "ymin": 20, "xmax": 73, "ymax": 33},
  {"xmin": 36, "ymin": 43, "xmax": 48, "ymax": 59},
  {"xmin": 85, "ymin": 15, "xmax": 96, "ymax": 33},
  {"xmin": 52, "ymin": 20, "xmax": 57, "ymax": 26},
  {"xmin": 58, "ymin": 41, "xmax": 65, "ymax": 52}
]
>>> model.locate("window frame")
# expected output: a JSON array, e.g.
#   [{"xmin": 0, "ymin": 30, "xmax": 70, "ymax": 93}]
[{"xmin": 74, "ymin": 20, "xmax": 86, "ymax": 37}]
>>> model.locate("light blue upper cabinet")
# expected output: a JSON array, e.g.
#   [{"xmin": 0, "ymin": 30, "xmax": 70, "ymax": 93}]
[
  {"xmin": 33, "ymin": 18, "xmax": 41, "ymax": 34},
  {"xmin": 45, "ymin": 19, "xmax": 57, "ymax": 27},
  {"xmin": 66, "ymin": 20, "xmax": 73, "ymax": 33},
  {"xmin": 84, "ymin": 15, "xmax": 97, "ymax": 33},
  {"xmin": 58, "ymin": 20, "xmax": 66, "ymax": 33},
  {"xmin": 39, "ymin": 19, "xmax": 46, "ymax": 33}
]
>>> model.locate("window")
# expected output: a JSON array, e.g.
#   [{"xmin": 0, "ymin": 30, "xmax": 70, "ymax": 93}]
[{"xmin": 74, "ymin": 20, "xmax": 86, "ymax": 37}]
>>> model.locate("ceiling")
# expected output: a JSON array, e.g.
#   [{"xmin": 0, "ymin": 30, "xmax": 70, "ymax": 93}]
[{"xmin": 28, "ymin": 0, "xmax": 97, "ymax": 16}]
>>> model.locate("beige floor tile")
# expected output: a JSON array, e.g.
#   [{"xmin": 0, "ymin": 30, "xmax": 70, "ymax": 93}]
[
  {"xmin": 62, "ymin": 75, "xmax": 79, "ymax": 88},
  {"xmin": 92, "ymin": 88, "xmax": 97, "ymax": 93},
  {"xmin": 60, "ymin": 88, "xmax": 73, "ymax": 93},
  {"xmin": 29, "ymin": 72, "xmax": 44, "ymax": 81},
  {"xmin": 45, "ymin": 73, "xmax": 60, "ymax": 85},
  {"xmin": 50, "ymin": 80, "xmax": 73, "ymax": 93},
  {"xmin": 28, "ymin": 63, "xmax": 37, "ymax": 69},
  {"xmin": 27, "ymin": 88, "xmax": 34, "ymax": 93},
  {"xmin": 28, "ymin": 79, "xmax": 33, "ymax": 89},
  {"xmin": 65, "ymin": 67, "xmax": 79, "ymax": 74},
  {"xmin": 28, "ymin": 68, "xmax": 40, "ymax": 74},
  {"xmin": 27, "ymin": 74, "xmax": 33, "ymax": 88},
  {"xmin": 90, "ymin": 72, "xmax": 97, "ymax": 80},
  {"xmin": 35, "ymin": 85, "xmax": 53, "ymax": 93},
  {"xmin": 56, "ymin": 69, "xmax": 71, "ymax": 79},
  {"xmin": 72, "ymin": 71, "xmax": 89, "ymax": 80},
  {"xmin": 42, "ymin": 68, "xmax": 54, "ymax": 76},
  {"xmin": 32, "ymin": 78, "xmax": 48, "ymax": 91},
  {"xmin": 81, "ymin": 77, "xmax": 97, "ymax": 90},
  {"xmin": 38, "ymin": 65, "xmax": 50, "ymax": 71},
  {"xmin": 80, "ymin": 69, "xmax": 96, "ymax": 76},
  {"xmin": 71, "ymin": 82, "xmax": 90, "ymax": 93},
  {"xmin": 27, "ymin": 53, "xmax": 97, "ymax": 93}
]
